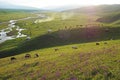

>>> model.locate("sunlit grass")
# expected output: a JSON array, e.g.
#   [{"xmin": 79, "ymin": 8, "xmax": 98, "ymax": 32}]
[{"xmin": 0, "ymin": 40, "xmax": 120, "ymax": 79}]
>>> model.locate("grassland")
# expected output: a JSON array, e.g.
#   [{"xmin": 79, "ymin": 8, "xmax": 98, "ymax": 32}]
[
  {"xmin": 0, "ymin": 40, "xmax": 120, "ymax": 80},
  {"xmin": 0, "ymin": 8, "xmax": 120, "ymax": 80},
  {"xmin": 0, "ymin": 9, "xmax": 37, "ymax": 23}
]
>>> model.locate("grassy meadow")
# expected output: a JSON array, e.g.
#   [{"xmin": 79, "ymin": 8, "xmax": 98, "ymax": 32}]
[{"xmin": 0, "ymin": 7, "xmax": 120, "ymax": 80}]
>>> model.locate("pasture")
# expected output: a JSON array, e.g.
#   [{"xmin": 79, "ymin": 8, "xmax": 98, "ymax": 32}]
[{"xmin": 0, "ymin": 9, "xmax": 120, "ymax": 80}]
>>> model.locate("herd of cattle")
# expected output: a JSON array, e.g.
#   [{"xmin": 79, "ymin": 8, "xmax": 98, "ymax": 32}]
[
  {"xmin": 10, "ymin": 53, "xmax": 39, "ymax": 61},
  {"xmin": 10, "ymin": 41, "xmax": 107, "ymax": 61}
]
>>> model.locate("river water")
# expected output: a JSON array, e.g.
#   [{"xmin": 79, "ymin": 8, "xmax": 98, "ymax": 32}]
[{"xmin": 0, "ymin": 20, "xmax": 27, "ymax": 43}]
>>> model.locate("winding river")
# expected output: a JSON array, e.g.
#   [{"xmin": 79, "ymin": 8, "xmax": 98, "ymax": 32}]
[
  {"xmin": 0, "ymin": 20, "xmax": 27, "ymax": 43},
  {"xmin": 0, "ymin": 14, "xmax": 49, "ymax": 44}
]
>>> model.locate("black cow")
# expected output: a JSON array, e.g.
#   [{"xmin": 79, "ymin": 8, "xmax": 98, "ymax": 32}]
[
  {"xmin": 11, "ymin": 57, "xmax": 16, "ymax": 61},
  {"xmin": 35, "ymin": 54, "xmax": 39, "ymax": 57},
  {"xmin": 96, "ymin": 42, "xmax": 100, "ymax": 45}
]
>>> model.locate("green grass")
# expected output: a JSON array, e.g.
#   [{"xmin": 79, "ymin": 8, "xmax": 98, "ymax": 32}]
[
  {"xmin": 0, "ymin": 9, "xmax": 37, "ymax": 22},
  {"xmin": 16, "ymin": 13, "xmax": 99, "ymax": 37},
  {"xmin": 0, "ymin": 23, "xmax": 9, "ymax": 30},
  {"xmin": 96, "ymin": 12, "xmax": 120, "ymax": 23},
  {"xmin": 0, "ymin": 40, "xmax": 120, "ymax": 80},
  {"xmin": 0, "ymin": 8, "xmax": 120, "ymax": 80}
]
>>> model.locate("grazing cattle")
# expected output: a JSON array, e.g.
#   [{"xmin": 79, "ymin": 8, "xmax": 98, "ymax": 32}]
[
  {"xmin": 11, "ymin": 57, "xmax": 16, "ymax": 61},
  {"xmin": 25, "ymin": 54, "xmax": 31, "ymax": 58},
  {"xmin": 35, "ymin": 54, "xmax": 39, "ymax": 57},
  {"xmin": 96, "ymin": 42, "xmax": 100, "ymax": 45},
  {"xmin": 72, "ymin": 46, "xmax": 78, "ymax": 49},
  {"xmin": 54, "ymin": 48, "xmax": 59, "ymax": 51}
]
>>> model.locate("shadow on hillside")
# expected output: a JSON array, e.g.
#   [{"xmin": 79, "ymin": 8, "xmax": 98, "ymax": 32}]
[{"xmin": 0, "ymin": 26, "xmax": 120, "ymax": 58}]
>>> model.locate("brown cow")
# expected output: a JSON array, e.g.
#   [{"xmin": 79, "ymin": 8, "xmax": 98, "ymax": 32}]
[
  {"xmin": 54, "ymin": 48, "xmax": 59, "ymax": 51},
  {"xmin": 25, "ymin": 54, "xmax": 31, "ymax": 58}
]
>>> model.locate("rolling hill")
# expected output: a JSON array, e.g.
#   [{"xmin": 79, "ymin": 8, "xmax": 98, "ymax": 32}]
[
  {"xmin": 66, "ymin": 4, "xmax": 120, "ymax": 25},
  {"xmin": 96, "ymin": 12, "xmax": 120, "ymax": 23},
  {"xmin": 66, "ymin": 4, "xmax": 120, "ymax": 14},
  {"xmin": 0, "ymin": 4, "xmax": 120, "ymax": 80}
]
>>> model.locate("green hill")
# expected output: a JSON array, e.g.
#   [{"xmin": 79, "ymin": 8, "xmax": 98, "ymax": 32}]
[
  {"xmin": 67, "ymin": 4, "xmax": 120, "ymax": 14},
  {"xmin": 0, "ymin": 40, "xmax": 120, "ymax": 80},
  {"xmin": 96, "ymin": 12, "xmax": 120, "ymax": 23},
  {"xmin": 0, "ymin": 5, "xmax": 120, "ymax": 80},
  {"xmin": 1, "ymin": 26, "xmax": 120, "ymax": 58}
]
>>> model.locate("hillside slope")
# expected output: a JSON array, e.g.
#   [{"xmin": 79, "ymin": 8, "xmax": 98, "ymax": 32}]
[
  {"xmin": 96, "ymin": 12, "xmax": 120, "ymax": 23},
  {"xmin": 0, "ymin": 5, "xmax": 120, "ymax": 80},
  {"xmin": 67, "ymin": 4, "xmax": 120, "ymax": 14},
  {"xmin": 0, "ymin": 40, "xmax": 120, "ymax": 80},
  {"xmin": 0, "ymin": 26, "xmax": 120, "ymax": 58}
]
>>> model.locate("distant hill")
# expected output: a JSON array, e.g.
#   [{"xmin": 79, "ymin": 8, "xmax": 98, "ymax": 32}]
[
  {"xmin": 0, "ymin": 9, "xmax": 40, "ymax": 14},
  {"xmin": 65, "ymin": 4, "xmax": 120, "ymax": 23},
  {"xmin": 0, "ymin": 1, "xmax": 38, "ymax": 10},
  {"xmin": 66, "ymin": 4, "xmax": 120, "ymax": 14}
]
